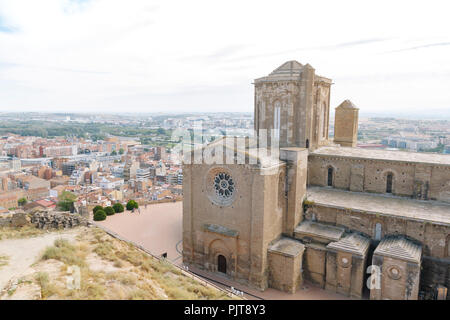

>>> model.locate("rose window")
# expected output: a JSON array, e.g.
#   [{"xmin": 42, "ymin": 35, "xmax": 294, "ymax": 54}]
[
  {"xmin": 387, "ymin": 266, "xmax": 401, "ymax": 280},
  {"xmin": 214, "ymin": 173, "xmax": 235, "ymax": 199},
  {"xmin": 206, "ymin": 168, "xmax": 237, "ymax": 206}
]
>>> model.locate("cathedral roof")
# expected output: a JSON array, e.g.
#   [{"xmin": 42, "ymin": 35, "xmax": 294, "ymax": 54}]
[
  {"xmin": 336, "ymin": 100, "xmax": 358, "ymax": 109},
  {"xmin": 269, "ymin": 60, "xmax": 304, "ymax": 76},
  {"xmin": 327, "ymin": 233, "xmax": 371, "ymax": 256},
  {"xmin": 374, "ymin": 237, "xmax": 422, "ymax": 263},
  {"xmin": 307, "ymin": 186, "xmax": 450, "ymax": 226},
  {"xmin": 184, "ymin": 136, "xmax": 284, "ymax": 169},
  {"xmin": 311, "ymin": 146, "xmax": 450, "ymax": 166},
  {"xmin": 254, "ymin": 60, "xmax": 332, "ymax": 84}
]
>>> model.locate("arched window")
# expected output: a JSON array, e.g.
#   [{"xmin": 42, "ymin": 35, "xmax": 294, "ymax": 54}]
[
  {"xmin": 218, "ymin": 255, "xmax": 227, "ymax": 274},
  {"xmin": 273, "ymin": 101, "xmax": 281, "ymax": 141},
  {"xmin": 306, "ymin": 139, "xmax": 309, "ymax": 148},
  {"xmin": 446, "ymin": 235, "xmax": 450, "ymax": 258},
  {"xmin": 375, "ymin": 223, "xmax": 382, "ymax": 241},
  {"xmin": 327, "ymin": 167, "xmax": 333, "ymax": 187},
  {"xmin": 386, "ymin": 173, "xmax": 393, "ymax": 193}
]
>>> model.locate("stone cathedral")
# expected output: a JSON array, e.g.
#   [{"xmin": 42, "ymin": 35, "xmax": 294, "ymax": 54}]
[{"xmin": 182, "ymin": 61, "xmax": 450, "ymax": 300}]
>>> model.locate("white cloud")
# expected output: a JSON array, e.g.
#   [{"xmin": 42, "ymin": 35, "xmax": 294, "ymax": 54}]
[{"xmin": 0, "ymin": 0, "xmax": 449, "ymax": 116}]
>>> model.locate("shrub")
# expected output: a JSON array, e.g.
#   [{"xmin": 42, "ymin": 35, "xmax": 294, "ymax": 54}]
[
  {"xmin": 113, "ymin": 203, "xmax": 124, "ymax": 213},
  {"xmin": 104, "ymin": 206, "xmax": 115, "ymax": 216},
  {"xmin": 93, "ymin": 210, "xmax": 107, "ymax": 221},
  {"xmin": 126, "ymin": 200, "xmax": 139, "ymax": 211},
  {"xmin": 18, "ymin": 198, "xmax": 27, "ymax": 206},
  {"xmin": 93, "ymin": 205, "xmax": 103, "ymax": 214},
  {"xmin": 57, "ymin": 201, "xmax": 73, "ymax": 212},
  {"xmin": 302, "ymin": 199, "xmax": 315, "ymax": 213},
  {"xmin": 58, "ymin": 191, "xmax": 77, "ymax": 211}
]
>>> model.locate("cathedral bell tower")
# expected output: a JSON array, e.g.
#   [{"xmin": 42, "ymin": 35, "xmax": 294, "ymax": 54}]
[{"xmin": 254, "ymin": 60, "xmax": 333, "ymax": 151}]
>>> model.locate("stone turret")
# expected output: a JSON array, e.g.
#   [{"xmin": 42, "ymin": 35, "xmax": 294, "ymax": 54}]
[{"xmin": 333, "ymin": 100, "xmax": 359, "ymax": 147}]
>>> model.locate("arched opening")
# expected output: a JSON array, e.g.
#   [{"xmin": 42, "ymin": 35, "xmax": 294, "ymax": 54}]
[
  {"xmin": 273, "ymin": 101, "xmax": 281, "ymax": 141},
  {"xmin": 446, "ymin": 235, "xmax": 450, "ymax": 258},
  {"xmin": 386, "ymin": 173, "xmax": 393, "ymax": 193},
  {"xmin": 217, "ymin": 255, "xmax": 227, "ymax": 274},
  {"xmin": 327, "ymin": 167, "xmax": 333, "ymax": 187},
  {"xmin": 306, "ymin": 139, "xmax": 309, "ymax": 148},
  {"xmin": 374, "ymin": 223, "xmax": 382, "ymax": 241},
  {"xmin": 322, "ymin": 102, "xmax": 328, "ymax": 138}
]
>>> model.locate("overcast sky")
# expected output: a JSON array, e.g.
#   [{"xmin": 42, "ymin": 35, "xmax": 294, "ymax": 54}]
[{"xmin": 0, "ymin": 0, "xmax": 449, "ymax": 117}]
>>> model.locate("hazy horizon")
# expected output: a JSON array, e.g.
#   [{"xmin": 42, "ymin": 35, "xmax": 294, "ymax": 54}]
[
  {"xmin": 1, "ymin": 110, "xmax": 449, "ymax": 121},
  {"xmin": 1, "ymin": 0, "xmax": 450, "ymax": 116}
]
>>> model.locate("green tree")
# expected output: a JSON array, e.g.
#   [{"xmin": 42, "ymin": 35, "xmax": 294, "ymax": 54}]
[
  {"xmin": 111, "ymin": 150, "xmax": 117, "ymax": 156},
  {"xmin": 119, "ymin": 148, "xmax": 124, "ymax": 155},
  {"xmin": 57, "ymin": 191, "xmax": 77, "ymax": 212},
  {"xmin": 104, "ymin": 206, "xmax": 115, "ymax": 216},
  {"xmin": 93, "ymin": 210, "xmax": 107, "ymax": 221},
  {"xmin": 113, "ymin": 203, "xmax": 124, "ymax": 213},
  {"xmin": 126, "ymin": 200, "xmax": 139, "ymax": 211},
  {"xmin": 18, "ymin": 198, "xmax": 27, "ymax": 206}
]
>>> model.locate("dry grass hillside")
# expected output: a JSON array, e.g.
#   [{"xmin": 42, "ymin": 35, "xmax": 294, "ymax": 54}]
[{"xmin": 0, "ymin": 226, "xmax": 236, "ymax": 300}]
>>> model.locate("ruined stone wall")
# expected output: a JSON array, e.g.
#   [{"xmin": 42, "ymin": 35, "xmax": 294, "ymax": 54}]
[
  {"xmin": 308, "ymin": 155, "xmax": 450, "ymax": 202},
  {"xmin": 0, "ymin": 212, "xmax": 30, "ymax": 227},
  {"xmin": 0, "ymin": 216, "xmax": 11, "ymax": 227},
  {"xmin": 31, "ymin": 211, "xmax": 87, "ymax": 229}
]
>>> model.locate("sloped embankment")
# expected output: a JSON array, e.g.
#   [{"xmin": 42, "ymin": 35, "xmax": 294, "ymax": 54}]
[{"xmin": 0, "ymin": 226, "xmax": 235, "ymax": 300}]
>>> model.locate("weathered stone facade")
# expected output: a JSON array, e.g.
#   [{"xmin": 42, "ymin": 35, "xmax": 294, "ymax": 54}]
[
  {"xmin": 182, "ymin": 60, "xmax": 450, "ymax": 299},
  {"xmin": 370, "ymin": 237, "xmax": 422, "ymax": 300},
  {"xmin": 254, "ymin": 61, "xmax": 331, "ymax": 151},
  {"xmin": 308, "ymin": 147, "xmax": 450, "ymax": 202},
  {"xmin": 183, "ymin": 143, "xmax": 294, "ymax": 290},
  {"xmin": 267, "ymin": 238, "xmax": 305, "ymax": 293},
  {"xmin": 0, "ymin": 211, "xmax": 30, "ymax": 227}
]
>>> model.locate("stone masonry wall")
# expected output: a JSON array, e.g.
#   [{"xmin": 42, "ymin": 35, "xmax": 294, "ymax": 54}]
[
  {"xmin": 305, "ymin": 204, "xmax": 450, "ymax": 298},
  {"xmin": 308, "ymin": 155, "xmax": 450, "ymax": 202}
]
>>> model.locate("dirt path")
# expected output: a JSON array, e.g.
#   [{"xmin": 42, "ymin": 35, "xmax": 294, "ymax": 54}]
[{"xmin": 0, "ymin": 230, "xmax": 79, "ymax": 292}]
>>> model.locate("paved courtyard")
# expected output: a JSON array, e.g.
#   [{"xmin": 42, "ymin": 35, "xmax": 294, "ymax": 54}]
[
  {"xmin": 95, "ymin": 201, "xmax": 350, "ymax": 300},
  {"xmin": 96, "ymin": 202, "xmax": 183, "ymax": 264}
]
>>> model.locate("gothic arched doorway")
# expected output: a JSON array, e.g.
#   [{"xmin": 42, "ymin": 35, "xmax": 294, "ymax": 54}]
[{"xmin": 217, "ymin": 255, "xmax": 227, "ymax": 274}]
